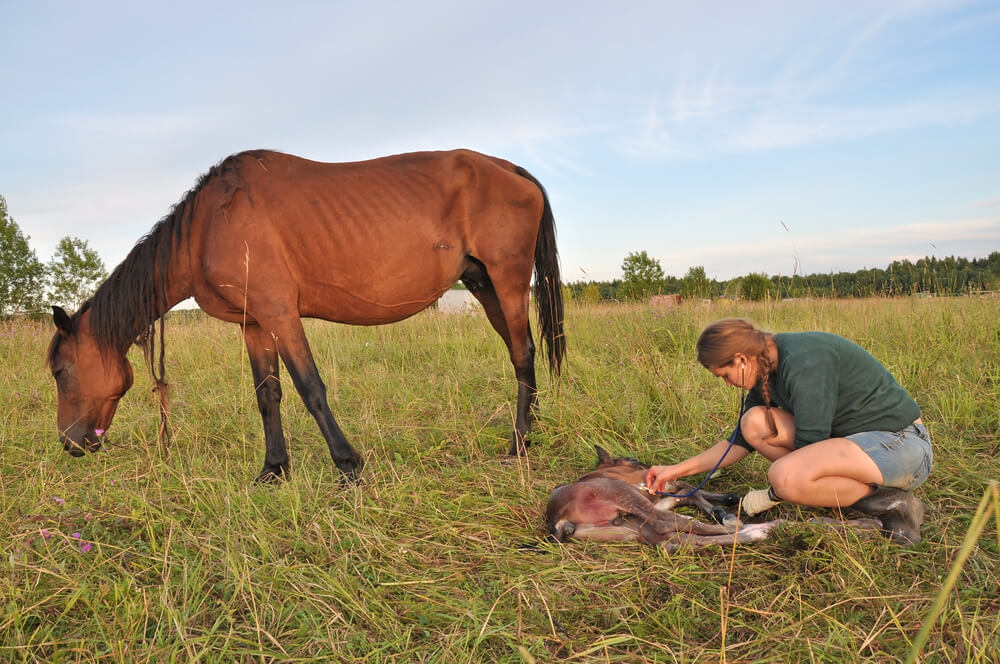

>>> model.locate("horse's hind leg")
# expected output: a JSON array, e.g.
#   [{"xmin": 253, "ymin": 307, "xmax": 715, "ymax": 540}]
[
  {"xmin": 659, "ymin": 521, "xmax": 781, "ymax": 551},
  {"xmin": 242, "ymin": 323, "xmax": 291, "ymax": 482},
  {"xmin": 461, "ymin": 259, "xmax": 536, "ymax": 456},
  {"xmin": 262, "ymin": 316, "xmax": 363, "ymax": 480}
]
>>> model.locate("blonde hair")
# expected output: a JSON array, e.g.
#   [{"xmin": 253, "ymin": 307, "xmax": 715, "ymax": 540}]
[{"xmin": 697, "ymin": 318, "xmax": 778, "ymax": 437}]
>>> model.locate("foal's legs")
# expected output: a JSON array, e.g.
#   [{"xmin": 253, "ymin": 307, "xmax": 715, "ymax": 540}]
[
  {"xmin": 658, "ymin": 521, "xmax": 780, "ymax": 552},
  {"xmin": 654, "ymin": 487, "xmax": 741, "ymax": 526},
  {"xmin": 259, "ymin": 315, "xmax": 363, "ymax": 480},
  {"xmin": 242, "ymin": 323, "xmax": 290, "ymax": 482},
  {"xmin": 462, "ymin": 260, "xmax": 537, "ymax": 456}
]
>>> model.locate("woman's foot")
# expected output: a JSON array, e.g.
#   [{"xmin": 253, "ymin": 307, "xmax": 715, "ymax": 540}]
[{"xmin": 850, "ymin": 487, "xmax": 925, "ymax": 546}]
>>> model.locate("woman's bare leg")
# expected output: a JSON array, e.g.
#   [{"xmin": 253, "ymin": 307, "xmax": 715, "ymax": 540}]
[{"xmin": 740, "ymin": 407, "xmax": 883, "ymax": 508}]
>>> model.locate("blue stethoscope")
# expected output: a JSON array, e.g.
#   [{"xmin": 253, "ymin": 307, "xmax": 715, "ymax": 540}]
[{"xmin": 654, "ymin": 387, "xmax": 749, "ymax": 499}]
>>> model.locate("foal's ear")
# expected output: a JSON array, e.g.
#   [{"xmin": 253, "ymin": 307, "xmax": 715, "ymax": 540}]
[
  {"xmin": 594, "ymin": 445, "xmax": 613, "ymax": 464},
  {"xmin": 52, "ymin": 306, "xmax": 73, "ymax": 335}
]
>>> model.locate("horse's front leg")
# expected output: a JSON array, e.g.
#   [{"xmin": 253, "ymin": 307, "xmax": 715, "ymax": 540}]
[
  {"xmin": 242, "ymin": 323, "xmax": 290, "ymax": 483},
  {"xmin": 266, "ymin": 317, "xmax": 363, "ymax": 481},
  {"xmin": 658, "ymin": 488, "xmax": 741, "ymax": 528}
]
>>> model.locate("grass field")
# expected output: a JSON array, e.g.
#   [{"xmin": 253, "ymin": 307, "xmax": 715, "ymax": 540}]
[{"xmin": 1, "ymin": 297, "xmax": 998, "ymax": 663}]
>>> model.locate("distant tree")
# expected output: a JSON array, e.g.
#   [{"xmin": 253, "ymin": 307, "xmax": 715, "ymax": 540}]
[
  {"xmin": 582, "ymin": 282, "xmax": 602, "ymax": 304},
  {"xmin": 620, "ymin": 250, "xmax": 665, "ymax": 300},
  {"xmin": 0, "ymin": 196, "xmax": 46, "ymax": 316},
  {"xmin": 741, "ymin": 272, "xmax": 772, "ymax": 301},
  {"xmin": 722, "ymin": 277, "xmax": 744, "ymax": 299},
  {"xmin": 681, "ymin": 265, "xmax": 711, "ymax": 299},
  {"xmin": 47, "ymin": 236, "xmax": 108, "ymax": 310}
]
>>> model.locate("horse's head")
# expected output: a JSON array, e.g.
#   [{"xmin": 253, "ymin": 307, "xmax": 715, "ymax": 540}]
[
  {"xmin": 48, "ymin": 306, "xmax": 134, "ymax": 456},
  {"xmin": 575, "ymin": 445, "xmax": 650, "ymax": 485}
]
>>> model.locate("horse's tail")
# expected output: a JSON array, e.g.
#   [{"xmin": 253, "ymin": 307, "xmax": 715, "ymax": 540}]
[{"xmin": 515, "ymin": 167, "xmax": 566, "ymax": 376}]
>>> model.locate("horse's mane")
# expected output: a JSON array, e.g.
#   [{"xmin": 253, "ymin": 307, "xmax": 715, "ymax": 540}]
[{"xmin": 47, "ymin": 151, "xmax": 262, "ymax": 366}]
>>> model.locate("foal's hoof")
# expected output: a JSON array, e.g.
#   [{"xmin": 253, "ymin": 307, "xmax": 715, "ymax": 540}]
[
  {"xmin": 720, "ymin": 492, "xmax": 741, "ymax": 508},
  {"xmin": 254, "ymin": 466, "xmax": 289, "ymax": 485},
  {"xmin": 710, "ymin": 506, "xmax": 731, "ymax": 524}
]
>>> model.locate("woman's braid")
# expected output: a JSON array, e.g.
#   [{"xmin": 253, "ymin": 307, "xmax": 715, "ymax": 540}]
[{"xmin": 755, "ymin": 328, "xmax": 778, "ymax": 438}]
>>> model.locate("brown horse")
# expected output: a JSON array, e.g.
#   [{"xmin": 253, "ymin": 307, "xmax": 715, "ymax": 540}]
[
  {"xmin": 545, "ymin": 447, "xmax": 885, "ymax": 550},
  {"xmin": 546, "ymin": 447, "xmax": 780, "ymax": 551},
  {"xmin": 47, "ymin": 149, "xmax": 565, "ymax": 482}
]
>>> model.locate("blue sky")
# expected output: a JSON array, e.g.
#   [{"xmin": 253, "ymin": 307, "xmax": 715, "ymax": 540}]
[{"xmin": 2, "ymin": 1, "xmax": 998, "ymax": 287}]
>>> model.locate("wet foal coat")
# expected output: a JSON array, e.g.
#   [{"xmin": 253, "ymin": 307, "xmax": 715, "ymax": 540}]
[
  {"xmin": 48, "ymin": 149, "xmax": 565, "ymax": 481},
  {"xmin": 545, "ymin": 447, "xmax": 779, "ymax": 551}
]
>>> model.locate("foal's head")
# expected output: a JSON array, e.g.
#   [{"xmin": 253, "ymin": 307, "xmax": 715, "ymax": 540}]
[{"xmin": 575, "ymin": 445, "xmax": 649, "ymax": 485}]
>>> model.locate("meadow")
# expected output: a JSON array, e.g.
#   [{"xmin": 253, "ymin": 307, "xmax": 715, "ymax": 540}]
[{"xmin": 1, "ymin": 297, "xmax": 997, "ymax": 663}]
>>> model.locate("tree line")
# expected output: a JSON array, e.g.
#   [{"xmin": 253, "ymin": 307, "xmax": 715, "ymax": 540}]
[
  {"xmin": 0, "ymin": 195, "xmax": 107, "ymax": 316},
  {"xmin": 567, "ymin": 250, "xmax": 1000, "ymax": 302}
]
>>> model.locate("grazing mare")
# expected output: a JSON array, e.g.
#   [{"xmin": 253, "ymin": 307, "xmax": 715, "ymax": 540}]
[
  {"xmin": 546, "ymin": 447, "xmax": 779, "ymax": 551},
  {"xmin": 47, "ymin": 149, "xmax": 566, "ymax": 482}
]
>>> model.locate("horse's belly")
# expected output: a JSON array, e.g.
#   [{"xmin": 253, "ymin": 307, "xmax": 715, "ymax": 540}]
[{"xmin": 297, "ymin": 277, "xmax": 451, "ymax": 324}]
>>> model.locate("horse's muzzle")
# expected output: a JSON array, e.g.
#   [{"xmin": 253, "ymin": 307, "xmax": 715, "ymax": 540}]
[{"xmin": 61, "ymin": 434, "xmax": 102, "ymax": 456}]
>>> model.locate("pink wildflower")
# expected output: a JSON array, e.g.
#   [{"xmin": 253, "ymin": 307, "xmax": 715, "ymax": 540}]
[{"xmin": 54, "ymin": 497, "xmax": 65, "ymax": 506}]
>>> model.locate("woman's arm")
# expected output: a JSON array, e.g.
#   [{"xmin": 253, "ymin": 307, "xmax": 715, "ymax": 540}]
[{"xmin": 645, "ymin": 440, "xmax": 750, "ymax": 492}]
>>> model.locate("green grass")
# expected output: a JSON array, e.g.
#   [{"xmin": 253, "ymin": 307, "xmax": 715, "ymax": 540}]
[{"xmin": 1, "ymin": 297, "xmax": 998, "ymax": 663}]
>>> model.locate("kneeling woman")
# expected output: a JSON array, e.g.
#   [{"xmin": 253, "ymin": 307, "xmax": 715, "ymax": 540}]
[{"xmin": 645, "ymin": 318, "xmax": 932, "ymax": 546}]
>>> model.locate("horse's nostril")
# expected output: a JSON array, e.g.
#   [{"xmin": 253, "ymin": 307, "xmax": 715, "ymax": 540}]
[{"xmin": 63, "ymin": 437, "xmax": 87, "ymax": 457}]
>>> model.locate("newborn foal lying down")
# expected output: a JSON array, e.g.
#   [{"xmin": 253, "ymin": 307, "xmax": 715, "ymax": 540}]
[{"xmin": 545, "ymin": 447, "xmax": 779, "ymax": 551}]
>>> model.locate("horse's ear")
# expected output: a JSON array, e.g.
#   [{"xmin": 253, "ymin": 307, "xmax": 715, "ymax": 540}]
[
  {"xmin": 52, "ymin": 306, "xmax": 73, "ymax": 335},
  {"xmin": 594, "ymin": 445, "xmax": 612, "ymax": 464}
]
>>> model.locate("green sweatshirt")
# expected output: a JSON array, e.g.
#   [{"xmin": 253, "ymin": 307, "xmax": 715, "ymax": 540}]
[{"xmin": 731, "ymin": 331, "xmax": 921, "ymax": 451}]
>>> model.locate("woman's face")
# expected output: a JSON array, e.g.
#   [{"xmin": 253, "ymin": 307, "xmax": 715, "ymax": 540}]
[{"xmin": 709, "ymin": 354, "xmax": 757, "ymax": 390}]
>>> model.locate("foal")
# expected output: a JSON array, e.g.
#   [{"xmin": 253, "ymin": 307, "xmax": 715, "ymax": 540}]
[{"xmin": 545, "ymin": 447, "xmax": 779, "ymax": 551}]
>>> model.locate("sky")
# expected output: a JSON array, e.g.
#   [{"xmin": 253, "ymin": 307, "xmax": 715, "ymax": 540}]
[{"xmin": 2, "ymin": 0, "xmax": 999, "ymax": 290}]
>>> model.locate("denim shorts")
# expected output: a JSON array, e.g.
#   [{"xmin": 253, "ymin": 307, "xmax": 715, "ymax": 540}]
[{"xmin": 846, "ymin": 421, "xmax": 932, "ymax": 491}]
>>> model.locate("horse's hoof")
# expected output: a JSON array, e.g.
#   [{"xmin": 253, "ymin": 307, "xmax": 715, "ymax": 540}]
[
  {"xmin": 711, "ymin": 506, "xmax": 730, "ymax": 524},
  {"xmin": 721, "ymin": 492, "xmax": 741, "ymax": 507},
  {"xmin": 335, "ymin": 456, "xmax": 364, "ymax": 483},
  {"xmin": 254, "ymin": 466, "xmax": 289, "ymax": 485},
  {"xmin": 506, "ymin": 437, "xmax": 530, "ymax": 457}
]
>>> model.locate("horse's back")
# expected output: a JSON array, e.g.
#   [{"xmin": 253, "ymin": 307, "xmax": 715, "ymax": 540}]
[{"xmin": 192, "ymin": 149, "xmax": 544, "ymax": 324}]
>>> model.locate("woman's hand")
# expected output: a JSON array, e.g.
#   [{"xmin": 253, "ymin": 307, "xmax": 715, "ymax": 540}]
[{"xmin": 645, "ymin": 464, "xmax": 686, "ymax": 493}]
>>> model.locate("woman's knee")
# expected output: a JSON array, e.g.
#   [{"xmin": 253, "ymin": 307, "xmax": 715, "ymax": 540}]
[
  {"xmin": 740, "ymin": 406, "xmax": 794, "ymax": 450},
  {"xmin": 767, "ymin": 457, "xmax": 801, "ymax": 498}
]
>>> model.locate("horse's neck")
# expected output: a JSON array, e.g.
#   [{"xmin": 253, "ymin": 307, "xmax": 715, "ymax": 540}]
[
  {"xmin": 112, "ymin": 249, "xmax": 195, "ymax": 344},
  {"xmin": 158, "ymin": 268, "xmax": 194, "ymax": 316}
]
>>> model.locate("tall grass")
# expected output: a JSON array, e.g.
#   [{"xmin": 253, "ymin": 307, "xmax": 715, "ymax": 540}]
[{"xmin": 1, "ymin": 298, "xmax": 997, "ymax": 662}]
